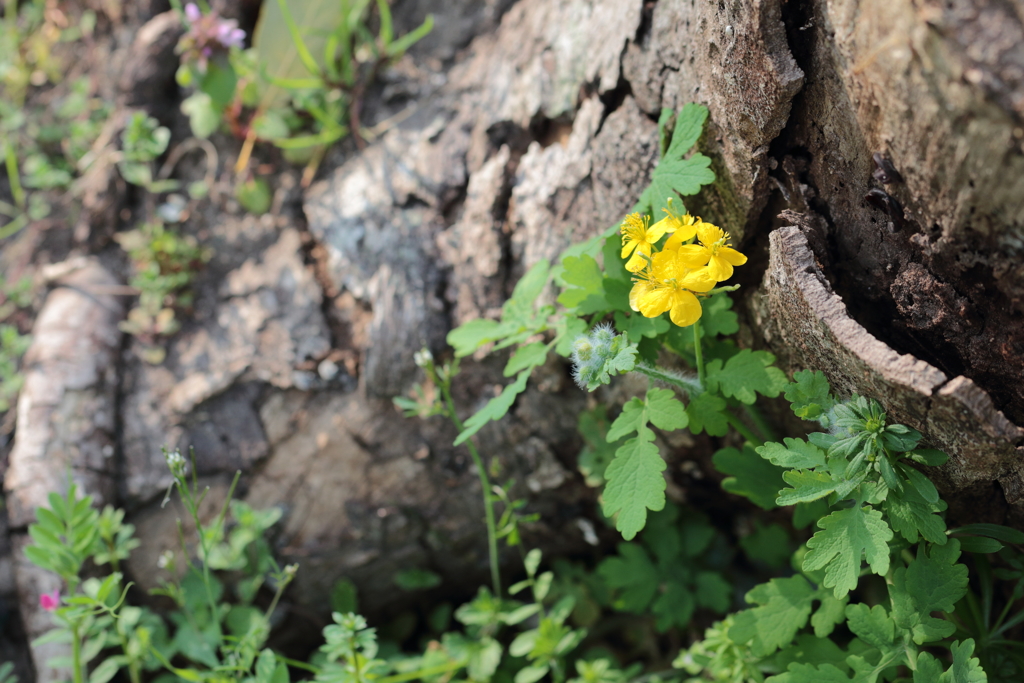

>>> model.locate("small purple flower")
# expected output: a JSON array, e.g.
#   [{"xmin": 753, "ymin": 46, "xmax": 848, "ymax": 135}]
[
  {"xmin": 177, "ymin": 5, "xmax": 247, "ymax": 72},
  {"xmin": 40, "ymin": 589, "xmax": 60, "ymax": 612}
]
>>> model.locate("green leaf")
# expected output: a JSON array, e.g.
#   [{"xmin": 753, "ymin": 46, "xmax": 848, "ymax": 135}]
[
  {"xmin": 686, "ymin": 392, "xmax": 729, "ymax": 436},
  {"xmin": 948, "ymin": 523, "xmax": 1024, "ymax": 544},
  {"xmin": 199, "ymin": 60, "xmax": 238, "ymax": 108},
  {"xmin": 613, "ymin": 310, "xmax": 670, "ymax": 342},
  {"xmin": 766, "ymin": 663, "xmax": 851, "ymax": 683},
  {"xmin": 705, "ymin": 349, "xmax": 788, "ymax": 404},
  {"xmin": 693, "ymin": 571, "xmax": 732, "ymax": 613},
  {"xmin": 607, "ymin": 397, "xmax": 646, "ymax": 442},
  {"xmin": 598, "ymin": 543, "xmax": 659, "ymax": 612},
  {"xmin": 699, "ymin": 292, "xmax": 739, "ymax": 338},
  {"xmin": 447, "ymin": 318, "xmax": 505, "ymax": 357},
  {"xmin": 515, "ymin": 665, "xmax": 550, "ymax": 683},
  {"xmin": 713, "ymin": 445, "xmax": 785, "ymax": 510},
  {"xmin": 773, "ymin": 634, "xmax": 849, "ymax": 675},
  {"xmin": 394, "ymin": 568, "xmax": 442, "ymax": 591},
  {"xmin": 802, "ymin": 506, "xmax": 893, "ymax": 599},
  {"xmin": 252, "ymin": 0, "xmax": 344, "ymax": 108},
  {"xmin": 914, "ymin": 653, "xmax": 945, "ymax": 683},
  {"xmin": 943, "ymin": 639, "xmax": 986, "ymax": 683},
  {"xmin": 667, "ymin": 102, "xmax": 708, "ymax": 158},
  {"xmin": 657, "ymin": 108, "xmax": 675, "ymax": 157},
  {"xmin": 181, "ymin": 92, "xmax": 220, "ymax": 139},
  {"xmin": 909, "ymin": 448, "xmax": 948, "ymax": 467},
  {"xmin": 957, "ymin": 536, "xmax": 1003, "ymax": 553},
  {"xmin": 645, "ymin": 388, "xmax": 688, "ymax": 431},
  {"xmin": 504, "ymin": 342, "xmax": 549, "ymax": 377},
  {"xmin": 810, "ymin": 592, "xmax": 848, "ymax": 638},
  {"xmin": 776, "ymin": 469, "xmax": 836, "ymax": 506},
  {"xmin": 883, "ymin": 483, "xmax": 947, "ymax": 544},
  {"xmin": 739, "ymin": 523, "xmax": 792, "ymax": 568},
  {"xmin": 889, "ymin": 540, "xmax": 969, "ymax": 644},
  {"xmin": 89, "ymin": 657, "xmax": 121, "ymax": 683},
  {"xmin": 894, "ymin": 462, "xmax": 938, "ymax": 504},
  {"xmin": 602, "ymin": 428, "xmax": 667, "ymax": 540},
  {"xmin": 454, "ymin": 371, "xmax": 530, "ymax": 445},
  {"xmin": 558, "ymin": 255, "xmax": 607, "ymax": 314},
  {"xmin": 503, "ymin": 260, "xmax": 550, "ymax": 321},
  {"xmin": 637, "ymin": 104, "xmax": 715, "ymax": 214},
  {"xmin": 792, "ymin": 499, "xmax": 830, "ymax": 530},
  {"xmin": 330, "ymin": 579, "xmax": 358, "ymax": 614},
  {"xmin": 730, "ymin": 576, "xmax": 816, "ymax": 658},
  {"xmin": 576, "ymin": 406, "xmax": 620, "ymax": 486},
  {"xmin": 555, "ymin": 315, "xmax": 588, "ymax": 357},
  {"xmin": 601, "ymin": 232, "xmax": 630, "ymax": 283},
  {"xmin": 784, "ymin": 369, "xmax": 835, "ymax": 421},
  {"xmin": 757, "ymin": 438, "xmax": 828, "ymax": 469},
  {"xmin": 236, "ymin": 177, "xmax": 271, "ymax": 214},
  {"xmin": 652, "ymin": 580, "xmax": 695, "ymax": 632},
  {"xmin": 844, "ymin": 604, "xmax": 894, "ymax": 651},
  {"xmin": 255, "ymin": 649, "xmax": 277, "ymax": 683}
]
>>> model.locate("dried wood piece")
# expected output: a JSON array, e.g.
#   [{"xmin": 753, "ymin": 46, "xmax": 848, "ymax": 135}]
[
  {"xmin": 764, "ymin": 226, "xmax": 1024, "ymax": 491},
  {"xmin": 3, "ymin": 257, "xmax": 124, "ymax": 682}
]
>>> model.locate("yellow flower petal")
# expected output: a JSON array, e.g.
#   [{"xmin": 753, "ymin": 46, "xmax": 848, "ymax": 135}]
[
  {"xmin": 637, "ymin": 286, "xmax": 673, "ymax": 318},
  {"xmin": 707, "ymin": 255, "xmax": 734, "ymax": 281},
  {"xmin": 696, "ymin": 222, "xmax": 725, "ymax": 246},
  {"xmin": 625, "ymin": 243, "xmax": 653, "ymax": 272},
  {"xmin": 669, "ymin": 291, "xmax": 703, "ymax": 327},
  {"xmin": 675, "ymin": 244, "xmax": 710, "ymax": 267},
  {"xmin": 681, "ymin": 267, "xmax": 717, "ymax": 292},
  {"xmin": 647, "ymin": 217, "xmax": 673, "ymax": 242},
  {"xmin": 629, "ymin": 281, "xmax": 650, "ymax": 312},
  {"xmin": 720, "ymin": 246, "xmax": 748, "ymax": 266},
  {"xmin": 661, "ymin": 215, "xmax": 700, "ymax": 250}
]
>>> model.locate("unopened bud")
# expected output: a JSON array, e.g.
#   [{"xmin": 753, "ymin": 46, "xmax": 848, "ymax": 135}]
[{"xmin": 572, "ymin": 338, "xmax": 594, "ymax": 363}]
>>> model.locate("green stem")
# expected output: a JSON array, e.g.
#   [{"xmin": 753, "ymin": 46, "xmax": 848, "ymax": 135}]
[
  {"xmin": 631, "ymin": 364, "xmax": 699, "ymax": 394},
  {"xmin": 377, "ymin": 661, "xmax": 466, "ymax": 683},
  {"xmin": 692, "ymin": 318, "xmax": 705, "ymax": 388},
  {"xmin": 743, "ymin": 403, "xmax": 778, "ymax": 443},
  {"xmin": 439, "ymin": 379, "xmax": 502, "ymax": 598},
  {"xmin": 350, "ymin": 633, "xmax": 364, "ymax": 683},
  {"xmin": 721, "ymin": 408, "xmax": 763, "ymax": 448},
  {"xmin": 3, "ymin": 136, "xmax": 24, "ymax": 209},
  {"xmin": 71, "ymin": 622, "xmax": 84, "ymax": 683},
  {"xmin": 263, "ymin": 570, "xmax": 293, "ymax": 625}
]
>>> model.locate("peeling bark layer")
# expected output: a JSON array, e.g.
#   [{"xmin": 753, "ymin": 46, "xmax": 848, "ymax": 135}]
[{"xmin": 759, "ymin": 226, "xmax": 1024, "ymax": 500}]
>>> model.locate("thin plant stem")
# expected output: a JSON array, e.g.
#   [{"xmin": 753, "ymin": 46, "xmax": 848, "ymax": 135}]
[
  {"xmin": 72, "ymin": 622, "xmax": 84, "ymax": 683},
  {"xmin": 377, "ymin": 662, "xmax": 466, "ymax": 683},
  {"xmin": 263, "ymin": 568, "xmax": 294, "ymax": 625},
  {"xmin": 4, "ymin": 139, "xmax": 25, "ymax": 209},
  {"xmin": 350, "ymin": 631, "xmax": 364, "ymax": 683},
  {"xmin": 631, "ymin": 363, "xmax": 699, "ymax": 394},
  {"xmin": 743, "ymin": 403, "xmax": 778, "ymax": 443},
  {"xmin": 721, "ymin": 408, "xmax": 764, "ymax": 448},
  {"xmin": 692, "ymin": 318, "xmax": 705, "ymax": 387},
  {"xmin": 438, "ymin": 378, "xmax": 502, "ymax": 598}
]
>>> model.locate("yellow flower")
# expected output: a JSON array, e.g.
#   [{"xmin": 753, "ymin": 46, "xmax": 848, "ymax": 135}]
[
  {"xmin": 620, "ymin": 212, "xmax": 673, "ymax": 273},
  {"xmin": 629, "ymin": 250, "xmax": 717, "ymax": 327},
  {"xmin": 653, "ymin": 211, "xmax": 700, "ymax": 252},
  {"xmin": 675, "ymin": 221, "xmax": 748, "ymax": 281}
]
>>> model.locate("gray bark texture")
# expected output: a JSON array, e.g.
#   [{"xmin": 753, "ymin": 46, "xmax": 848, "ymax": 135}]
[{"xmin": 2, "ymin": 0, "xmax": 1024, "ymax": 676}]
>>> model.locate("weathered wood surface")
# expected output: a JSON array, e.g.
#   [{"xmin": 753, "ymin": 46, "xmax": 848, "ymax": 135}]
[
  {"xmin": 4, "ymin": 0, "xmax": 1024, "ymax": 672},
  {"xmin": 760, "ymin": 226, "xmax": 1024, "ymax": 496},
  {"xmin": 3, "ymin": 257, "xmax": 124, "ymax": 681}
]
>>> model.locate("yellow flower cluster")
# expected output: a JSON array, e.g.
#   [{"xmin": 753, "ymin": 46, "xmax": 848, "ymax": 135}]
[{"xmin": 619, "ymin": 210, "xmax": 747, "ymax": 327}]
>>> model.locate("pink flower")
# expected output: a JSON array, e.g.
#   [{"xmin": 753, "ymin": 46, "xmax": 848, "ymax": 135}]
[
  {"xmin": 39, "ymin": 589, "xmax": 60, "ymax": 612},
  {"xmin": 184, "ymin": 3, "xmax": 202, "ymax": 23}
]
